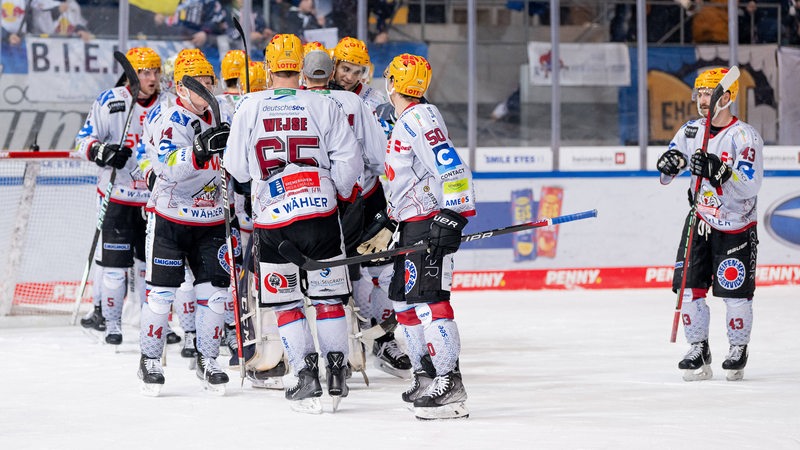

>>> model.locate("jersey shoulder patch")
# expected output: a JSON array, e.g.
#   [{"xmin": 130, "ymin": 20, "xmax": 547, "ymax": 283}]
[
  {"xmin": 97, "ymin": 89, "xmax": 116, "ymax": 106},
  {"xmin": 169, "ymin": 109, "xmax": 191, "ymax": 127}
]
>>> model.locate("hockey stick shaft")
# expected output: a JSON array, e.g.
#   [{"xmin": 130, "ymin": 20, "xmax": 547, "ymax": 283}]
[
  {"xmin": 181, "ymin": 76, "xmax": 246, "ymax": 379},
  {"xmin": 70, "ymin": 51, "xmax": 140, "ymax": 325},
  {"xmin": 670, "ymin": 66, "xmax": 739, "ymax": 343},
  {"xmin": 232, "ymin": 17, "xmax": 250, "ymax": 93},
  {"xmin": 279, "ymin": 209, "xmax": 598, "ymax": 271}
]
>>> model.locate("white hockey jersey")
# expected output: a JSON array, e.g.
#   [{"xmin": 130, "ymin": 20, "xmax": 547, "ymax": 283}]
[
  {"xmin": 224, "ymin": 88, "xmax": 362, "ymax": 229},
  {"xmin": 147, "ymin": 99, "xmax": 234, "ymax": 226},
  {"xmin": 75, "ymin": 86, "xmax": 165, "ymax": 206},
  {"xmin": 137, "ymin": 91, "xmax": 177, "ymax": 184},
  {"xmin": 353, "ymin": 82, "xmax": 387, "ymax": 113},
  {"xmin": 378, "ymin": 102, "xmax": 476, "ymax": 222},
  {"xmin": 308, "ymin": 87, "xmax": 386, "ymax": 194},
  {"xmin": 215, "ymin": 92, "xmax": 252, "ymax": 232},
  {"xmin": 661, "ymin": 117, "xmax": 763, "ymax": 232}
]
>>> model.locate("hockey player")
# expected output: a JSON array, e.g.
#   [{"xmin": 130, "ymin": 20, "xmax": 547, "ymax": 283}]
[
  {"xmin": 372, "ymin": 54, "xmax": 474, "ymax": 420},
  {"xmin": 303, "ymin": 48, "xmax": 412, "ymax": 379},
  {"xmin": 137, "ymin": 50, "xmax": 235, "ymax": 396},
  {"xmin": 330, "ymin": 37, "xmax": 386, "ymax": 111},
  {"xmin": 75, "ymin": 47, "xmax": 166, "ymax": 346},
  {"xmin": 657, "ymin": 67, "xmax": 763, "ymax": 382},
  {"xmin": 224, "ymin": 33, "xmax": 362, "ymax": 413}
]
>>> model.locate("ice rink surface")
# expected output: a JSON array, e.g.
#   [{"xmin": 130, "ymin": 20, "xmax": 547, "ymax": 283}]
[{"xmin": 1, "ymin": 286, "xmax": 798, "ymax": 450}]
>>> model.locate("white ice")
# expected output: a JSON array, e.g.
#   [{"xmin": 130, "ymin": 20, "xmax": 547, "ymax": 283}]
[{"xmin": 1, "ymin": 286, "xmax": 799, "ymax": 449}]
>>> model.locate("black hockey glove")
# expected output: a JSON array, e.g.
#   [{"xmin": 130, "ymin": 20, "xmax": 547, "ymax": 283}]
[
  {"xmin": 428, "ymin": 208, "xmax": 468, "ymax": 261},
  {"xmin": 656, "ymin": 149, "xmax": 687, "ymax": 176},
  {"xmin": 357, "ymin": 209, "xmax": 398, "ymax": 255},
  {"xmin": 690, "ymin": 150, "xmax": 732, "ymax": 188},
  {"xmin": 89, "ymin": 142, "xmax": 132, "ymax": 170},
  {"xmin": 193, "ymin": 123, "xmax": 230, "ymax": 167}
]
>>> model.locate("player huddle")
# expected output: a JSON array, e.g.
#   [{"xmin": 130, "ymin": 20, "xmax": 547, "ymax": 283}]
[{"xmin": 74, "ymin": 34, "xmax": 475, "ymax": 420}]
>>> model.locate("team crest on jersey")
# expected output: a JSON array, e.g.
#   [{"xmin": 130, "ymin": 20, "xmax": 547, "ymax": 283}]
[
  {"xmin": 263, "ymin": 272, "xmax": 298, "ymax": 294},
  {"xmin": 170, "ymin": 110, "xmax": 190, "ymax": 126},
  {"xmin": 432, "ymin": 144, "xmax": 462, "ymax": 174},
  {"xmin": 97, "ymin": 89, "xmax": 115, "ymax": 105},
  {"xmin": 684, "ymin": 126, "xmax": 698, "ymax": 138},
  {"xmin": 404, "ymin": 260, "xmax": 418, "ymax": 294},
  {"xmin": 717, "ymin": 258, "xmax": 746, "ymax": 290},
  {"xmin": 108, "ymin": 100, "xmax": 126, "ymax": 114}
]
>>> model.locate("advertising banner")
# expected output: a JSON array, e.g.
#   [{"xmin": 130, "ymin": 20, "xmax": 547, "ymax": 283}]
[{"xmin": 528, "ymin": 42, "xmax": 631, "ymax": 86}]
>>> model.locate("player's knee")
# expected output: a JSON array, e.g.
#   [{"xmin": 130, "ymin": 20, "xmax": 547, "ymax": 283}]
[
  {"xmin": 395, "ymin": 305, "xmax": 421, "ymax": 326},
  {"xmin": 101, "ymin": 268, "xmax": 127, "ymax": 290},
  {"xmin": 275, "ymin": 305, "xmax": 306, "ymax": 327},
  {"xmin": 723, "ymin": 297, "xmax": 751, "ymax": 307},
  {"xmin": 684, "ymin": 288, "xmax": 707, "ymax": 302},
  {"xmin": 415, "ymin": 301, "xmax": 454, "ymax": 326},
  {"xmin": 146, "ymin": 288, "xmax": 175, "ymax": 315},
  {"xmin": 195, "ymin": 282, "xmax": 229, "ymax": 314},
  {"xmin": 313, "ymin": 302, "xmax": 345, "ymax": 320}
]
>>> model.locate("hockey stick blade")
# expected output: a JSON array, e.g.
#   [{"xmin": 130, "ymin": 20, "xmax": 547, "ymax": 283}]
[
  {"xmin": 279, "ymin": 209, "xmax": 598, "ymax": 271},
  {"xmin": 181, "ymin": 75, "xmax": 221, "ymax": 126}
]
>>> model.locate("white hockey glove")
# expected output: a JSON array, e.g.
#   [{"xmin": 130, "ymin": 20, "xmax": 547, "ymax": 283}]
[{"xmin": 357, "ymin": 209, "xmax": 398, "ymax": 255}]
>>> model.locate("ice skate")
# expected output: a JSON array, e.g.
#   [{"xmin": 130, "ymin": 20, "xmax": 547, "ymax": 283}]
[
  {"xmin": 181, "ymin": 331, "xmax": 198, "ymax": 369},
  {"xmin": 286, "ymin": 353, "xmax": 323, "ymax": 414},
  {"xmin": 722, "ymin": 344, "xmax": 748, "ymax": 381},
  {"xmin": 223, "ymin": 324, "xmax": 240, "ymax": 366},
  {"xmin": 104, "ymin": 319, "xmax": 122, "ymax": 347},
  {"xmin": 679, "ymin": 340, "xmax": 713, "ymax": 381},
  {"xmin": 196, "ymin": 353, "xmax": 229, "ymax": 396},
  {"xmin": 166, "ymin": 328, "xmax": 181, "ymax": 345},
  {"xmin": 413, "ymin": 370, "xmax": 469, "ymax": 420},
  {"xmin": 80, "ymin": 305, "xmax": 106, "ymax": 332},
  {"xmin": 402, "ymin": 369, "xmax": 435, "ymax": 410},
  {"xmin": 247, "ymin": 360, "xmax": 287, "ymax": 390},
  {"xmin": 138, "ymin": 355, "xmax": 165, "ymax": 397},
  {"xmin": 373, "ymin": 334, "xmax": 412, "ymax": 379},
  {"xmin": 326, "ymin": 352, "xmax": 349, "ymax": 412}
]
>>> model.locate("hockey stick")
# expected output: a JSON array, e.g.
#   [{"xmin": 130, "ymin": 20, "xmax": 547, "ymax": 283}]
[
  {"xmin": 181, "ymin": 75, "xmax": 246, "ymax": 380},
  {"xmin": 670, "ymin": 66, "xmax": 740, "ymax": 343},
  {"xmin": 70, "ymin": 51, "xmax": 140, "ymax": 325},
  {"xmin": 232, "ymin": 17, "xmax": 251, "ymax": 93},
  {"xmin": 279, "ymin": 209, "xmax": 598, "ymax": 271}
]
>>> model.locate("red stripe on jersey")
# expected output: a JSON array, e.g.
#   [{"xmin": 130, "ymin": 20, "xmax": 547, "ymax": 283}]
[
  {"xmin": 196, "ymin": 299, "xmax": 209, "ymax": 307},
  {"xmin": 396, "ymin": 308, "xmax": 421, "ymax": 326},
  {"xmin": 276, "ymin": 308, "xmax": 306, "ymax": 327},
  {"xmin": 428, "ymin": 301, "xmax": 455, "ymax": 320},
  {"xmin": 315, "ymin": 303, "xmax": 345, "ymax": 320}
]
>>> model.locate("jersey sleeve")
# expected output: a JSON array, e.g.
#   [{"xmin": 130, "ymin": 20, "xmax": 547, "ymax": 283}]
[
  {"xmin": 324, "ymin": 101, "xmax": 362, "ymax": 201},
  {"xmin": 357, "ymin": 101, "xmax": 387, "ymax": 179},
  {"xmin": 724, "ymin": 125, "xmax": 763, "ymax": 198},
  {"xmin": 157, "ymin": 109, "xmax": 201, "ymax": 182},
  {"xmin": 224, "ymin": 95, "xmax": 254, "ymax": 185},
  {"xmin": 74, "ymin": 91, "xmax": 113, "ymax": 160}
]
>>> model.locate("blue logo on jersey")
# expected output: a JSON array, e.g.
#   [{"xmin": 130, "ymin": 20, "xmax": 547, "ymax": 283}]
[
  {"xmin": 765, "ymin": 193, "xmax": 800, "ymax": 249},
  {"xmin": 97, "ymin": 89, "xmax": 115, "ymax": 106},
  {"xmin": 320, "ymin": 268, "xmax": 331, "ymax": 278},
  {"xmin": 736, "ymin": 161, "xmax": 755, "ymax": 180},
  {"xmin": 147, "ymin": 104, "xmax": 162, "ymax": 122},
  {"xmin": 269, "ymin": 179, "xmax": 286, "ymax": 196},
  {"xmin": 431, "ymin": 144, "xmax": 462, "ymax": 174},
  {"xmin": 154, "ymin": 257, "xmax": 182, "ymax": 267},
  {"xmin": 717, "ymin": 258, "xmax": 746, "ymax": 290},
  {"xmin": 77, "ymin": 120, "xmax": 94, "ymax": 139},
  {"xmin": 170, "ymin": 110, "xmax": 190, "ymax": 127},
  {"xmin": 403, "ymin": 122, "xmax": 416, "ymax": 137}
]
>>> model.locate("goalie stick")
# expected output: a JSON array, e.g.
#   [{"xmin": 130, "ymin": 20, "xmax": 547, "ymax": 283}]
[
  {"xmin": 181, "ymin": 75, "xmax": 246, "ymax": 380},
  {"xmin": 70, "ymin": 51, "xmax": 140, "ymax": 325},
  {"xmin": 279, "ymin": 209, "xmax": 598, "ymax": 271},
  {"xmin": 670, "ymin": 66, "xmax": 740, "ymax": 343}
]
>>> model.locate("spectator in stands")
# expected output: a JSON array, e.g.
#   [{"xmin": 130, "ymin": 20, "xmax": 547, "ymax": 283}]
[
  {"xmin": 224, "ymin": 0, "xmax": 274, "ymax": 53},
  {"xmin": 369, "ymin": 0, "xmax": 396, "ymax": 43},
  {"xmin": 129, "ymin": 0, "xmax": 179, "ymax": 38},
  {"xmin": 283, "ymin": 0, "xmax": 324, "ymax": 37},
  {"xmin": 76, "ymin": 0, "xmax": 117, "ymax": 37},
  {"xmin": 2, "ymin": 0, "xmax": 91, "ymax": 45},
  {"xmin": 784, "ymin": 0, "xmax": 800, "ymax": 44},
  {"xmin": 690, "ymin": 0, "xmax": 728, "ymax": 43},
  {"xmin": 740, "ymin": 0, "xmax": 782, "ymax": 43},
  {"xmin": 161, "ymin": 0, "xmax": 228, "ymax": 48}
]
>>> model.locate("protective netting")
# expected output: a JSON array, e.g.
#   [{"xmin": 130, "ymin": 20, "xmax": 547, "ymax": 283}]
[{"xmin": 0, "ymin": 155, "xmax": 98, "ymax": 317}]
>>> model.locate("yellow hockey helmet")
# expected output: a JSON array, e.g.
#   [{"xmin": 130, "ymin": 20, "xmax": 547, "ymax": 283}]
[
  {"xmin": 693, "ymin": 67, "xmax": 739, "ymax": 102},
  {"xmin": 265, "ymin": 34, "xmax": 303, "ymax": 73},
  {"xmin": 221, "ymin": 50, "xmax": 246, "ymax": 81},
  {"xmin": 303, "ymin": 41, "xmax": 327, "ymax": 57},
  {"xmin": 173, "ymin": 49, "xmax": 216, "ymax": 84},
  {"xmin": 384, "ymin": 54, "xmax": 431, "ymax": 98},
  {"xmin": 126, "ymin": 47, "xmax": 161, "ymax": 71},
  {"xmin": 246, "ymin": 61, "xmax": 268, "ymax": 92},
  {"xmin": 333, "ymin": 37, "xmax": 370, "ymax": 66}
]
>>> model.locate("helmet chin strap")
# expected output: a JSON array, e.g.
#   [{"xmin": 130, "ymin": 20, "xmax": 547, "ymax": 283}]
[
  {"xmin": 696, "ymin": 95, "xmax": 732, "ymax": 120},
  {"xmin": 178, "ymin": 84, "xmax": 207, "ymax": 116},
  {"xmin": 385, "ymin": 77, "xmax": 396, "ymax": 110}
]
